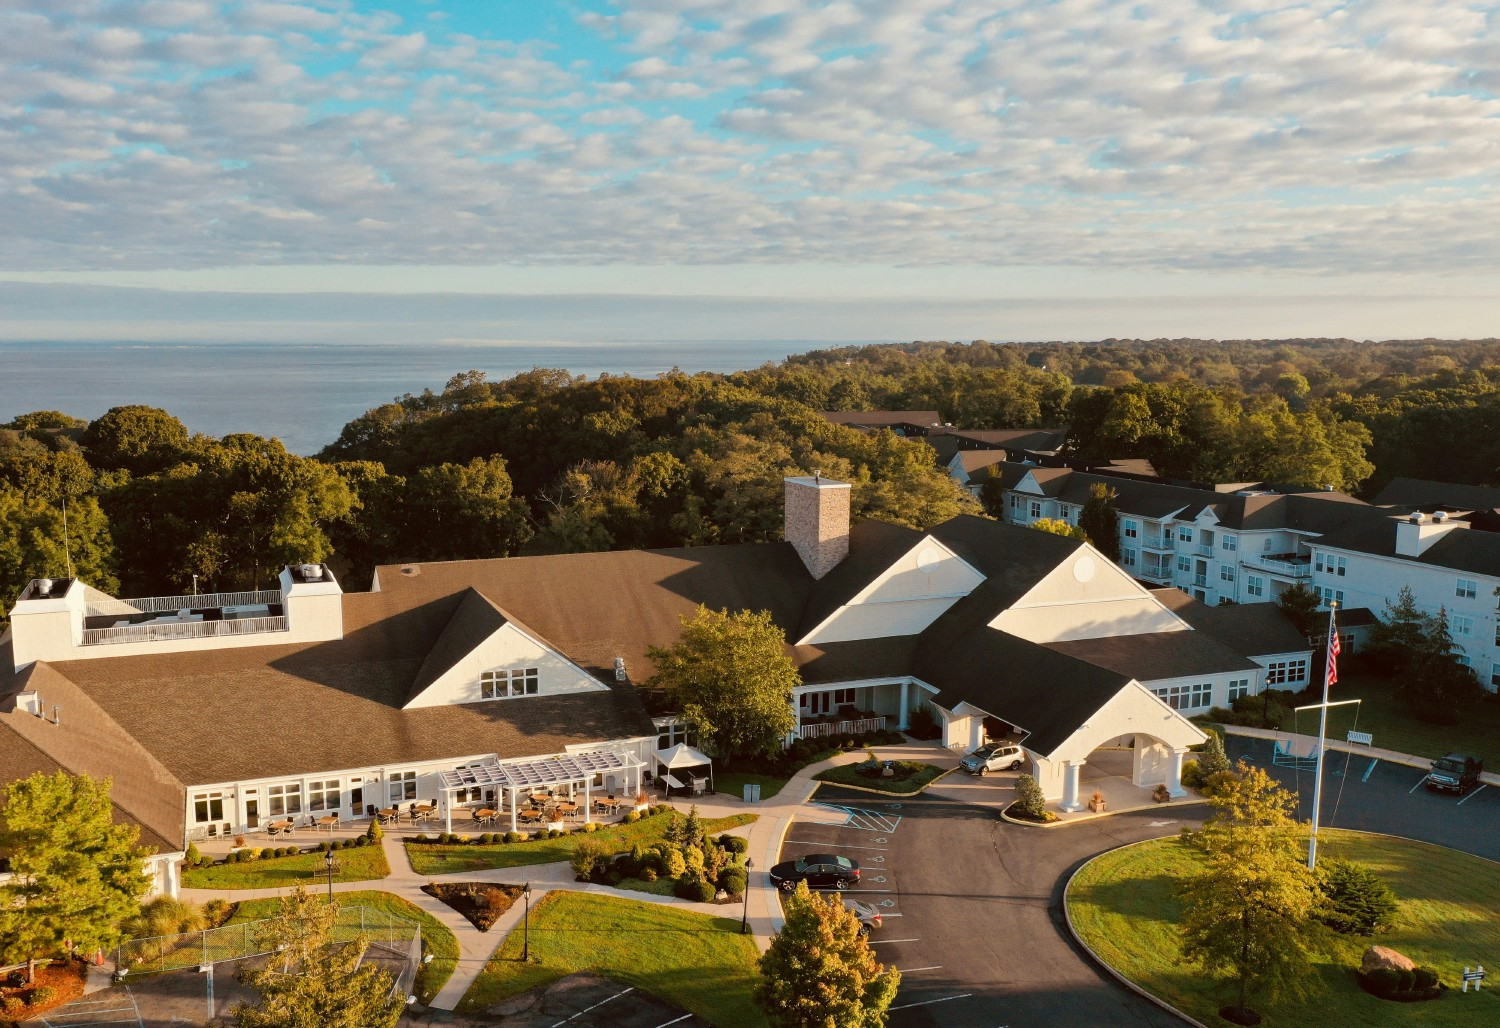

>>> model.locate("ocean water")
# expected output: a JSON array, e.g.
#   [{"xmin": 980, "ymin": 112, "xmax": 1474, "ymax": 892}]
[{"xmin": 0, "ymin": 340, "xmax": 832, "ymax": 455}]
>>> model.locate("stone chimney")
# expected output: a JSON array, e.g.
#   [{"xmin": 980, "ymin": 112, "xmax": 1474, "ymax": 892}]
[
  {"xmin": 784, "ymin": 475, "xmax": 851, "ymax": 579},
  {"xmin": 1394, "ymin": 512, "xmax": 1463, "ymax": 557}
]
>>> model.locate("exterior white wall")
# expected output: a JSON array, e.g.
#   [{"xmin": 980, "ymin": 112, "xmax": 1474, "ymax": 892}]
[
  {"xmin": 800, "ymin": 538, "xmax": 984, "ymax": 644},
  {"xmin": 1045, "ymin": 681, "xmax": 1206, "ymax": 766},
  {"xmin": 1138, "ymin": 668, "xmax": 1264, "ymax": 716},
  {"xmin": 991, "ymin": 549, "xmax": 1189, "ymax": 643},
  {"xmin": 404, "ymin": 621, "xmax": 606, "ymax": 709}
]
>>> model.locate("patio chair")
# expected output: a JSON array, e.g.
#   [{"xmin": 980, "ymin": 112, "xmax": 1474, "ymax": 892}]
[{"xmin": 365, "ymin": 804, "xmax": 377, "ymax": 819}]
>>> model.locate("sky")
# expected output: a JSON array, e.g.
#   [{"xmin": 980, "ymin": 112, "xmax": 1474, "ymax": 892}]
[{"xmin": 2, "ymin": 0, "xmax": 1499, "ymax": 343}]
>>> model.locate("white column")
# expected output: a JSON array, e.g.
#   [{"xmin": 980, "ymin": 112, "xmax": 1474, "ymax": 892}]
[
  {"xmin": 510, "ymin": 788, "xmax": 518, "ymax": 833},
  {"xmin": 899, "ymin": 681, "xmax": 910, "ymax": 729},
  {"xmin": 444, "ymin": 787, "xmax": 452, "ymax": 834},
  {"xmin": 1168, "ymin": 747, "xmax": 1188, "ymax": 798},
  {"xmin": 1061, "ymin": 760, "xmax": 1084, "ymax": 812},
  {"xmin": 584, "ymin": 776, "xmax": 592, "ymax": 824}
]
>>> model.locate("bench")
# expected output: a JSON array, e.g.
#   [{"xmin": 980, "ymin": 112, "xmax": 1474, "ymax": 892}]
[{"xmin": 1346, "ymin": 730, "xmax": 1374, "ymax": 746}]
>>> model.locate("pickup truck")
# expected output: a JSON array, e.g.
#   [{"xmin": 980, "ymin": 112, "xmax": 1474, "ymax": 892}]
[{"xmin": 1425, "ymin": 754, "xmax": 1484, "ymax": 795}]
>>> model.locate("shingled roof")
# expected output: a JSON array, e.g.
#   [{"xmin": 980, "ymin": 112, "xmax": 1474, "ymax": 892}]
[
  {"xmin": 1312, "ymin": 518, "xmax": 1500, "ymax": 578},
  {"xmin": 1373, "ymin": 477, "xmax": 1500, "ymax": 511},
  {"xmin": 1151, "ymin": 589, "xmax": 1312, "ymax": 656}
]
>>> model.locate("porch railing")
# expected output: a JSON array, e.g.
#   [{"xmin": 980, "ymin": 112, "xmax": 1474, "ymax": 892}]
[
  {"xmin": 81, "ymin": 615, "xmax": 289, "ymax": 647},
  {"xmin": 798, "ymin": 715, "xmax": 886, "ymax": 740},
  {"xmin": 85, "ymin": 588, "xmax": 282, "ymax": 618}
]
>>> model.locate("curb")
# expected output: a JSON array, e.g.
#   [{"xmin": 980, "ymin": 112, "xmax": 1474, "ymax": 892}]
[
  {"xmin": 807, "ymin": 765, "xmax": 958, "ymax": 798},
  {"xmin": 1062, "ymin": 841, "xmax": 1209, "ymax": 1028},
  {"xmin": 999, "ymin": 795, "xmax": 1204, "ymax": 829}
]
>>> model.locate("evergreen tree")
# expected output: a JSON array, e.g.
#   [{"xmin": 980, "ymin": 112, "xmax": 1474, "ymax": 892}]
[
  {"xmin": 755, "ymin": 881, "xmax": 900, "ymax": 1028},
  {"xmin": 234, "ymin": 888, "xmax": 402, "ymax": 1028},
  {"xmin": 1275, "ymin": 583, "xmax": 1322, "ymax": 640},
  {"xmin": 1398, "ymin": 607, "xmax": 1484, "ymax": 724},
  {"xmin": 1178, "ymin": 762, "xmax": 1325, "ymax": 1022},
  {"xmin": 0, "ymin": 772, "xmax": 149, "ymax": 982},
  {"xmin": 1315, "ymin": 859, "xmax": 1399, "ymax": 936},
  {"xmin": 1078, "ymin": 483, "xmax": 1121, "ymax": 561},
  {"xmin": 1196, "ymin": 729, "xmax": 1231, "ymax": 779},
  {"xmin": 1364, "ymin": 585, "xmax": 1431, "ymax": 676}
]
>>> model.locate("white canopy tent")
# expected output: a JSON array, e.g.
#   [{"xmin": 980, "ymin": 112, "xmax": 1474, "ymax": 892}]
[
  {"xmin": 655, "ymin": 743, "xmax": 713, "ymax": 795},
  {"xmin": 436, "ymin": 750, "xmax": 645, "ymax": 833}
]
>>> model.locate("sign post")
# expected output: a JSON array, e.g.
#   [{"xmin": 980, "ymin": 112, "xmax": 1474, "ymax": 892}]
[{"xmin": 1463, "ymin": 965, "xmax": 1485, "ymax": 992}]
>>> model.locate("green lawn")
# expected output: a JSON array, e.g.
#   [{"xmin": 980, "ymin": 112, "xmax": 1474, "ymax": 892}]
[
  {"xmin": 713, "ymin": 771, "xmax": 790, "ymax": 802},
  {"xmin": 226, "ymin": 890, "xmax": 458, "ymax": 1005},
  {"xmin": 1067, "ymin": 830, "xmax": 1500, "ymax": 1025},
  {"xmin": 456, "ymin": 891, "xmax": 765, "ymax": 1027},
  {"xmin": 404, "ymin": 812, "xmax": 758, "ymax": 875},
  {"xmin": 1301, "ymin": 672, "xmax": 1500, "ymax": 761},
  {"xmin": 181, "ymin": 845, "xmax": 390, "ymax": 890},
  {"xmin": 813, "ymin": 762, "xmax": 948, "ymax": 794}
]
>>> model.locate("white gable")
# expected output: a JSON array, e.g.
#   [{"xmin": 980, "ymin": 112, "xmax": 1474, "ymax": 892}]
[
  {"xmin": 800, "ymin": 537, "xmax": 985, "ymax": 645},
  {"xmin": 1043, "ymin": 679, "xmax": 1206, "ymax": 763},
  {"xmin": 1014, "ymin": 471, "xmax": 1046, "ymax": 495},
  {"xmin": 989, "ymin": 546, "xmax": 1189, "ymax": 643},
  {"xmin": 404, "ymin": 621, "xmax": 607, "ymax": 710}
]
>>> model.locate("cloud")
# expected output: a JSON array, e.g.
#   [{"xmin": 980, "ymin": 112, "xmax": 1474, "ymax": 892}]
[{"xmin": 0, "ymin": 0, "xmax": 1496, "ymax": 278}]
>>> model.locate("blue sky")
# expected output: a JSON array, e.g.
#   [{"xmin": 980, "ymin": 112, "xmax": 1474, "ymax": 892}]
[{"xmin": 2, "ymin": 0, "xmax": 1499, "ymax": 341}]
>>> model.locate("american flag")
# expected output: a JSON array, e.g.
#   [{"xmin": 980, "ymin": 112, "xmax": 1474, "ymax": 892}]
[{"xmin": 1326, "ymin": 627, "xmax": 1340, "ymax": 687}]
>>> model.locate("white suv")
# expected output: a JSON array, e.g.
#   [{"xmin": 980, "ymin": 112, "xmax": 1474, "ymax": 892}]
[{"xmin": 960, "ymin": 743, "xmax": 1025, "ymax": 776}]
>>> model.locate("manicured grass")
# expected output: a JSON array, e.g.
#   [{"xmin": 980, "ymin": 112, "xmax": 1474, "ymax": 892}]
[
  {"xmin": 456, "ymin": 891, "xmax": 766, "ymax": 1026},
  {"xmin": 1306, "ymin": 671, "xmax": 1500, "ymax": 761},
  {"xmin": 713, "ymin": 771, "xmax": 790, "ymax": 802},
  {"xmin": 1067, "ymin": 829, "xmax": 1500, "ymax": 1025},
  {"xmin": 404, "ymin": 812, "xmax": 758, "ymax": 875},
  {"xmin": 617, "ymin": 875, "xmax": 677, "ymax": 897},
  {"xmin": 181, "ymin": 845, "xmax": 389, "ymax": 890},
  {"xmin": 813, "ymin": 761, "xmax": 948, "ymax": 794},
  {"xmin": 227, "ymin": 890, "xmax": 458, "ymax": 1005}
]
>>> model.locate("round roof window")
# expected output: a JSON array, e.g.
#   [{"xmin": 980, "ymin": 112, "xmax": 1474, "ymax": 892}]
[
  {"xmin": 1072, "ymin": 555, "xmax": 1096, "ymax": 583},
  {"xmin": 916, "ymin": 547, "xmax": 941, "ymax": 573}
]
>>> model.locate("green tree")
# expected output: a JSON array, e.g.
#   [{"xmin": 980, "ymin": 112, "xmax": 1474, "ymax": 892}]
[
  {"xmin": 359, "ymin": 455, "xmax": 533, "ymax": 564},
  {"xmin": 646, "ymin": 606, "xmax": 800, "ymax": 765},
  {"xmin": 233, "ymin": 887, "xmax": 402, "ymax": 1028},
  {"xmin": 755, "ymin": 881, "xmax": 900, "ymax": 1028},
  {"xmin": 1078, "ymin": 483, "xmax": 1121, "ymax": 561},
  {"xmin": 1364, "ymin": 586, "xmax": 1432, "ymax": 677},
  {"xmin": 1398, "ymin": 607, "xmax": 1484, "ymax": 724},
  {"xmin": 1275, "ymin": 583, "xmax": 1322, "ymax": 640},
  {"xmin": 1315, "ymin": 859, "xmax": 1399, "ymax": 936},
  {"xmin": 1196, "ymin": 728, "xmax": 1231, "ymax": 779},
  {"xmin": 1029, "ymin": 517, "xmax": 1087, "ymax": 541},
  {"xmin": 1178, "ymin": 762, "xmax": 1325, "ymax": 1021},
  {"xmin": 0, "ymin": 487, "xmax": 117, "ymax": 626},
  {"xmin": 81, "ymin": 405, "xmax": 190, "ymax": 474},
  {"xmin": 0, "ymin": 772, "xmax": 149, "ymax": 982}
]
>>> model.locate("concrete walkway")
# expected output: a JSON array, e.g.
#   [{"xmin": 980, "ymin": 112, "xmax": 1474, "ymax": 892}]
[{"xmin": 175, "ymin": 739, "xmax": 965, "ymax": 1010}]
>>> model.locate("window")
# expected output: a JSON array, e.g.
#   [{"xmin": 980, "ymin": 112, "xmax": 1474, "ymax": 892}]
[
  {"xmin": 1123, "ymin": 520, "xmax": 1139, "ymax": 539},
  {"xmin": 1178, "ymin": 527, "xmax": 1193, "ymax": 543},
  {"xmin": 387, "ymin": 771, "xmax": 416, "ymax": 804},
  {"xmin": 1029, "ymin": 500, "xmax": 1043, "ymax": 519},
  {"xmin": 1122, "ymin": 547, "xmax": 1138, "ymax": 567},
  {"xmin": 1010, "ymin": 494, "xmax": 1022, "ymax": 511},
  {"xmin": 1315, "ymin": 585, "xmax": 1344, "ymax": 607},
  {"xmin": 349, "ymin": 777, "xmax": 363, "ymax": 812},
  {"xmin": 1456, "ymin": 653, "xmax": 1472, "ymax": 668},
  {"xmin": 268, "ymin": 782, "xmax": 302, "ymax": 816},
  {"xmin": 1246, "ymin": 575, "xmax": 1264, "ymax": 598},
  {"xmin": 192, "ymin": 792, "xmax": 225, "ymax": 824},
  {"xmin": 1491, "ymin": 662, "xmax": 1500, "ymax": 688},
  {"xmin": 1266, "ymin": 659, "xmax": 1308, "ymax": 685},
  {"xmin": 1177, "ymin": 556, "xmax": 1191, "ymax": 573},
  {"xmin": 656, "ymin": 718, "xmax": 690, "ymax": 750},
  {"xmin": 1221, "ymin": 535, "xmax": 1238, "ymax": 552},
  {"xmin": 1334, "ymin": 556, "xmax": 1346, "ymax": 577},
  {"xmin": 1228, "ymin": 678, "xmax": 1252, "ymax": 702},
  {"xmin": 1453, "ymin": 614, "xmax": 1474, "ymax": 637},
  {"xmin": 1220, "ymin": 566, "xmax": 1236, "ymax": 583},
  {"xmin": 307, "ymin": 779, "xmax": 339, "ymax": 812},
  {"xmin": 481, "ymin": 667, "xmax": 540, "ymax": 699},
  {"xmin": 1457, "ymin": 578, "xmax": 1478, "ymax": 599},
  {"xmin": 1202, "ymin": 530, "xmax": 1215, "ymax": 547},
  {"xmin": 1153, "ymin": 682, "xmax": 1212, "ymax": 710}
]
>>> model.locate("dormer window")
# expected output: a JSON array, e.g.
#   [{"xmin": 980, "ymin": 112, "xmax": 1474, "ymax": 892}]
[{"xmin": 481, "ymin": 667, "xmax": 539, "ymax": 699}]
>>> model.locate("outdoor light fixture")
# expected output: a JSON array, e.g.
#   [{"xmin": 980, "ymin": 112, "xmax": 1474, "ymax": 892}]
[
  {"xmin": 522, "ymin": 882, "xmax": 533, "ymax": 961},
  {"xmin": 741, "ymin": 857, "xmax": 754, "ymax": 934},
  {"xmin": 324, "ymin": 849, "xmax": 335, "ymax": 901}
]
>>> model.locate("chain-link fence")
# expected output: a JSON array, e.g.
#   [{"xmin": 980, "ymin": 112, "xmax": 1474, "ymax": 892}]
[{"xmin": 114, "ymin": 904, "xmax": 421, "ymax": 990}]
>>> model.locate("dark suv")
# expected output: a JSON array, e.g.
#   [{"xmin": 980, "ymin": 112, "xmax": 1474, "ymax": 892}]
[
  {"xmin": 1426, "ymin": 754, "xmax": 1484, "ymax": 795},
  {"xmin": 769, "ymin": 853, "xmax": 861, "ymax": 892}
]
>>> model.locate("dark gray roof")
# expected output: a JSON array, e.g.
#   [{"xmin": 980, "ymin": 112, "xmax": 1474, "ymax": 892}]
[
  {"xmin": 1313, "ymin": 518, "xmax": 1500, "ymax": 578},
  {"xmin": 1151, "ymin": 589, "xmax": 1313, "ymax": 657},
  {"xmin": 820, "ymin": 410, "xmax": 941, "ymax": 430},
  {"xmin": 407, "ymin": 588, "xmax": 511, "ymax": 704},
  {"xmin": 1374, "ymin": 477, "xmax": 1500, "ymax": 512},
  {"xmin": 1046, "ymin": 630, "xmax": 1260, "ymax": 681}
]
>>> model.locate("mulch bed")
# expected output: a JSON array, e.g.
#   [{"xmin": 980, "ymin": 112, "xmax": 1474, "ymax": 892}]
[
  {"xmin": 0, "ymin": 959, "xmax": 87, "ymax": 1023},
  {"xmin": 421, "ymin": 882, "xmax": 526, "ymax": 932}
]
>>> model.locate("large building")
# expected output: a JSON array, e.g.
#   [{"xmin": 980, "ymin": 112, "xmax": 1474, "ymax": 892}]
[{"xmin": 3, "ymin": 476, "xmax": 1316, "ymax": 893}]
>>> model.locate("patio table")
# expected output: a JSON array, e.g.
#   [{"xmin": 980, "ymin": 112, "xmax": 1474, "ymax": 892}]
[
  {"xmin": 377, "ymin": 808, "xmax": 398, "ymax": 824},
  {"xmin": 316, "ymin": 814, "xmax": 339, "ymax": 832},
  {"xmin": 267, "ymin": 819, "xmax": 293, "ymax": 836},
  {"xmin": 474, "ymin": 808, "xmax": 498, "ymax": 824}
]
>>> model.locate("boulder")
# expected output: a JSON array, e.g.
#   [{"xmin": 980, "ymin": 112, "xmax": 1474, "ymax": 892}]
[{"xmin": 1362, "ymin": 945, "xmax": 1416, "ymax": 976}]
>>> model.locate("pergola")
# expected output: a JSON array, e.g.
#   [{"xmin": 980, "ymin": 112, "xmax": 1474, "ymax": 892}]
[{"xmin": 436, "ymin": 750, "xmax": 646, "ymax": 833}]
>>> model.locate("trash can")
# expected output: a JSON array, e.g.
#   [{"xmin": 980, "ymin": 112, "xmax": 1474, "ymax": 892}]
[{"xmin": 743, "ymin": 783, "xmax": 761, "ymax": 804}]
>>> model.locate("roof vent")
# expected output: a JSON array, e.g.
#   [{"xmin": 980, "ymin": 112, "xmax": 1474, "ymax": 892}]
[
  {"xmin": 36, "ymin": 578, "xmax": 53, "ymax": 596},
  {"xmin": 1408, "ymin": 514, "xmax": 1423, "ymax": 524},
  {"xmin": 613, "ymin": 657, "xmax": 627, "ymax": 682},
  {"xmin": 1433, "ymin": 510, "xmax": 1448, "ymax": 522},
  {"xmin": 299, "ymin": 563, "xmax": 323, "ymax": 581},
  {"xmin": 400, "ymin": 565, "xmax": 420, "ymax": 576}
]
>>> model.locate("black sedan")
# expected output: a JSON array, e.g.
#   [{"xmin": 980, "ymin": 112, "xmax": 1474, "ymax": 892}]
[{"xmin": 769, "ymin": 853, "xmax": 861, "ymax": 892}]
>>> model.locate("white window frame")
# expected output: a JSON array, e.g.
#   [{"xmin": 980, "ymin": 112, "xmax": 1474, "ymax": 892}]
[
  {"xmin": 1266, "ymin": 658, "xmax": 1308, "ymax": 685},
  {"xmin": 1122, "ymin": 547, "xmax": 1138, "ymax": 567},
  {"xmin": 1227, "ymin": 678, "xmax": 1251, "ymax": 702},
  {"xmin": 268, "ymin": 782, "xmax": 303, "ymax": 817},
  {"xmin": 1153, "ymin": 682, "xmax": 1212, "ymax": 711},
  {"xmin": 387, "ymin": 771, "xmax": 417, "ymax": 804},
  {"xmin": 1457, "ymin": 578, "xmax": 1478, "ymax": 599},
  {"xmin": 1246, "ymin": 575, "xmax": 1264, "ymax": 597},
  {"xmin": 1177, "ymin": 556, "xmax": 1191, "ymax": 573},
  {"xmin": 1029, "ymin": 500, "xmax": 1043, "ymax": 519},
  {"xmin": 308, "ymin": 779, "xmax": 340, "ymax": 812},
  {"xmin": 1123, "ymin": 520, "xmax": 1139, "ymax": 539},
  {"xmin": 481, "ymin": 667, "xmax": 540, "ymax": 699},
  {"xmin": 1220, "ymin": 565, "xmax": 1236, "ymax": 583},
  {"xmin": 192, "ymin": 791, "xmax": 225, "ymax": 825},
  {"xmin": 1178, "ymin": 527, "xmax": 1193, "ymax": 542},
  {"xmin": 1221, "ymin": 535, "xmax": 1238, "ymax": 552},
  {"xmin": 1453, "ymin": 614, "xmax": 1474, "ymax": 637}
]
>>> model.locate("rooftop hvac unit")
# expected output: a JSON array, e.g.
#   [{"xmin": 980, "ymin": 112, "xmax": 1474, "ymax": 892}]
[
  {"xmin": 613, "ymin": 657, "xmax": 627, "ymax": 682},
  {"xmin": 299, "ymin": 563, "xmax": 322, "ymax": 580}
]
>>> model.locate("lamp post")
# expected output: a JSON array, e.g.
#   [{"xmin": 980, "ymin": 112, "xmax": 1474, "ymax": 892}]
[
  {"xmin": 522, "ymin": 882, "xmax": 532, "ymax": 961},
  {"xmin": 740, "ymin": 857, "xmax": 753, "ymax": 934},
  {"xmin": 324, "ymin": 849, "xmax": 335, "ymax": 902}
]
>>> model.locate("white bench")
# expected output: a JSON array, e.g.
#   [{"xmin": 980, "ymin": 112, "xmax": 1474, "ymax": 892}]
[{"xmin": 1346, "ymin": 730, "xmax": 1374, "ymax": 746}]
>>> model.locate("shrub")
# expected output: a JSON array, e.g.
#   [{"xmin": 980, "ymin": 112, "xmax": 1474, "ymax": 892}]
[
  {"xmin": 605, "ymin": 869, "xmax": 623, "ymax": 886},
  {"xmin": 571, "ymin": 836, "xmax": 613, "ymax": 880},
  {"xmin": 203, "ymin": 898, "xmax": 231, "ymax": 925},
  {"xmin": 719, "ymin": 866, "xmax": 747, "ymax": 897},
  {"xmin": 640, "ymin": 867, "xmax": 658, "ymax": 882},
  {"xmin": 614, "ymin": 852, "xmax": 640, "ymax": 879},
  {"xmin": 1364, "ymin": 967, "xmax": 1401, "ymax": 996},
  {"xmin": 317, "ymin": 841, "xmax": 332, "ymax": 853},
  {"xmin": 719, "ymin": 833, "xmax": 749, "ymax": 854},
  {"xmin": 366, "ymin": 818, "xmax": 383, "ymax": 843},
  {"xmin": 1413, "ymin": 967, "xmax": 1438, "ymax": 990},
  {"xmin": 688, "ymin": 880, "xmax": 717, "ymax": 903},
  {"xmin": 412, "ymin": 833, "xmax": 429, "ymax": 843},
  {"xmin": 623, "ymin": 811, "xmax": 640, "ymax": 824},
  {"xmin": 1317, "ymin": 859, "xmax": 1400, "ymax": 936},
  {"xmin": 2, "ymin": 996, "xmax": 23, "ymax": 1014},
  {"xmin": 259, "ymin": 849, "xmax": 276, "ymax": 861},
  {"xmin": 1196, "ymin": 728, "xmax": 1232, "ymax": 778},
  {"xmin": 353, "ymin": 835, "xmax": 369, "ymax": 847},
  {"xmin": 280, "ymin": 846, "xmax": 297, "ymax": 857},
  {"xmin": 28, "ymin": 985, "xmax": 57, "ymax": 1005},
  {"xmin": 436, "ymin": 833, "xmax": 454, "ymax": 845},
  {"xmin": 583, "ymin": 822, "xmax": 599, "ymax": 833},
  {"xmin": 1180, "ymin": 760, "xmax": 1203, "ymax": 789},
  {"xmin": 184, "ymin": 842, "xmax": 202, "ymax": 869},
  {"xmin": 663, "ymin": 847, "xmax": 687, "ymax": 879},
  {"xmin": 503, "ymin": 831, "xmax": 523, "ymax": 844},
  {"xmin": 1013, "ymin": 774, "xmax": 1047, "ymax": 820}
]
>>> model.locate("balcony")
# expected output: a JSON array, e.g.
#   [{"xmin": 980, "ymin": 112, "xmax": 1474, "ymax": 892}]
[
  {"xmin": 1140, "ymin": 534, "xmax": 1174, "ymax": 552},
  {"xmin": 1193, "ymin": 574, "xmax": 1208, "ymax": 588},
  {"xmin": 82, "ymin": 615, "xmax": 288, "ymax": 647},
  {"xmin": 1242, "ymin": 553, "xmax": 1312, "ymax": 579},
  {"xmin": 81, "ymin": 589, "xmax": 288, "ymax": 647},
  {"xmin": 798, "ymin": 715, "xmax": 887, "ymax": 740}
]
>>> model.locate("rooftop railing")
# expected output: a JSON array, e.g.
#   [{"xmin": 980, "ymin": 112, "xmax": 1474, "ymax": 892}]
[
  {"xmin": 81, "ymin": 615, "xmax": 288, "ymax": 647},
  {"xmin": 85, "ymin": 588, "xmax": 282, "ymax": 619},
  {"xmin": 1242, "ymin": 554, "xmax": 1312, "ymax": 579}
]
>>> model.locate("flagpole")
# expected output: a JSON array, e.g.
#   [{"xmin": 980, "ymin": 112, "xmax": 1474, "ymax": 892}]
[{"xmin": 1307, "ymin": 601, "xmax": 1338, "ymax": 871}]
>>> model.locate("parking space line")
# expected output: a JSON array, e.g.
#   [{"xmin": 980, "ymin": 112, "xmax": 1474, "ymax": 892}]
[
  {"xmin": 870, "ymin": 938, "xmax": 920, "ymax": 944},
  {"xmin": 889, "ymin": 994, "xmax": 973, "ymax": 1011},
  {"xmin": 1409, "ymin": 775, "xmax": 1430, "ymax": 793},
  {"xmin": 1362, "ymin": 759, "xmax": 1378, "ymax": 783},
  {"xmin": 784, "ymin": 840, "xmax": 888, "ymax": 851},
  {"xmin": 897, "ymin": 965, "xmax": 943, "ymax": 973},
  {"xmin": 552, "ymin": 987, "xmax": 633, "ymax": 1026},
  {"xmin": 652, "ymin": 1016, "xmax": 694, "ymax": 1028},
  {"xmin": 1456, "ymin": 784, "xmax": 1489, "ymax": 806}
]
